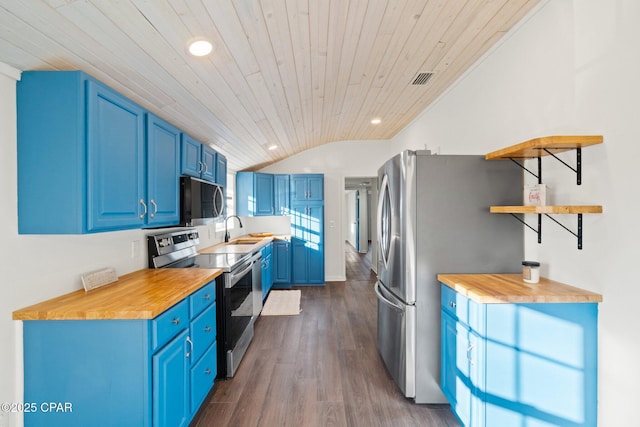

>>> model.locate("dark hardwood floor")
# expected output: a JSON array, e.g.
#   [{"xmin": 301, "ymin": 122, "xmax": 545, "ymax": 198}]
[{"xmin": 192, "ymin": 242, "xmax": 459, "ymax": 427}]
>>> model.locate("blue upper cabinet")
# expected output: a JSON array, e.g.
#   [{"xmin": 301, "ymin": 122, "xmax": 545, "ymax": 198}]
[
  {"xmin": 290, "ymin": 174, "xmax": 324, "ymax": 202},
  {"xmin": 216, "ymin": 153, "xmax": 227, "ymax": 188},
  {"xmin": 274, "ymin": 174, "xmax": 290, "ymax": 215},
  {"xmin": 146, "ymin": 114, "xmax": 181, "ymax": 227},
  {"xmin": 86, "ymin": 79, "xmax": 146, "ymax": 232},
  {"xmin": 18, "ymin": 71, "xmax": 144, "ymax": 233},
  {"xmin": 236, "ymin": 172, "xmax": 274, "ymax": 216},
  {"xmin": 17, "ymin": 71, "xmax": 181, "ymax": 234},
  {"xmin": 180, "ymin": 134, "xmax": 218, "ymax": 183}
]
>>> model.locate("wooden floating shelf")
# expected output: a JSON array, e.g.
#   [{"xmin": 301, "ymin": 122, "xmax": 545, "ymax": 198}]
[
  {"xmin": 485, "ymin": 135, "xmax": 603, "ymax": 160},
  {"xmin": 490, "ymin": 205, "xmax": 603, "ymax": 214}
]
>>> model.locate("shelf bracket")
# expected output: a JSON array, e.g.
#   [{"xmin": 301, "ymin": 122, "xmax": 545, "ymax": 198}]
[
  {"xmin": 544, "ymin": 213, "xmax": 583, "ymax": 249},
  {"xmin": 508, "ymin": 212, "xmax": 584, "ymax": 249},
  {"xmin": 542, "ymin": 147, "xmax": 582, "ymax": 185},
  {"xmin": 508, "ymin": 213, "xmax": 542, "ymax": 244},
  {"xmin": 509, "ymin": 157, "xmax": 542, "ymax": 184}
]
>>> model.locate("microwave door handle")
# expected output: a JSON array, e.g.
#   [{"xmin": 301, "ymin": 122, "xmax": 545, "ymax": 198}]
[{"xmin": 214, "ymin": 185, "xmax": 223, "ymax": 217}]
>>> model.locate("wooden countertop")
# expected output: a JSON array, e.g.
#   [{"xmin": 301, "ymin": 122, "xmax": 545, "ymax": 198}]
[
  {"xmin": 438, "ymin": 273, "xmax": 603, "ymax": 304},
  {"xmin": 13, "ymin": 268, "xmax": 222, "ymax": 321}
]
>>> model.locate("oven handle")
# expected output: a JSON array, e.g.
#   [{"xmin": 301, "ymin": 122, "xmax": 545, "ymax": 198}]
[{"xmin": 228, "ymin": 252, "xmax": 262, "ymax": 288}]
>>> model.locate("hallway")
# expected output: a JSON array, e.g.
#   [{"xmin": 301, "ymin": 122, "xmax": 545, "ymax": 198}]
[{"xmin": 192, "ymin": 243, "xmax": 458, "ymax": 427}]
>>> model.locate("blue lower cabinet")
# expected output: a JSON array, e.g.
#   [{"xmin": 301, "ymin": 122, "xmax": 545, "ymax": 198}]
[
  {"xmin": 153, "ymin": 329, "xmax": 190, "ymax": 427},
  {"xmin": 22, "ymin": 282, "xmax": 217, "ymax": 427},
  {"xmin": 191, "ymin": 342, "xmax": 218, "ymax": 413},
  {"xmin": 440, "ymin": 284, "xmax": 598, "ymax": 427},
  {"xmin": 261, "ymin": 244, "xmax": 273, "ymax": 300},
  {"xmin": 272, "ymin": 240, "xmax": 291, "ymax": 288},
  {"xmin": 290, "ymin": 202, "xmax": 324, "ymax": 285}
]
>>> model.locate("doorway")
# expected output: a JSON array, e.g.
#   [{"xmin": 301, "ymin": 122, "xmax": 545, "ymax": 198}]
[{"xmin": 344, "ymin": 176, "xmax": 378, "ymax": 277}]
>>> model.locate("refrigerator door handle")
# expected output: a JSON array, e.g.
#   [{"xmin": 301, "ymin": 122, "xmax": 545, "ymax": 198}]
[{"xmin": 374, "ymin": 281, "xmax": 403, "ymax": 312}]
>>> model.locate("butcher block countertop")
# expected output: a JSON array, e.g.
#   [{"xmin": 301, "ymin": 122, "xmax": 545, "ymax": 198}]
[
  {"xmin": 13, "ymin": 268, "xmax": 222, "ymax": 321},
  {"xmin": 437, "ymin": 273, "xmax": 603, "ymax": 304}
]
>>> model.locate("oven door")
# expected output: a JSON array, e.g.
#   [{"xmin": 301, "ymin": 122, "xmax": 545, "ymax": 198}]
[
  {"xmin": 221, "ymin": 252, "xmax": 260, "ymax": 377},
  {"xmin": 225, "ymin": 257, "xmax": 254, "ymax": 351}
]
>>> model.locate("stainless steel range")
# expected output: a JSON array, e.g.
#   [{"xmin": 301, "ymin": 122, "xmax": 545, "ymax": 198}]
[{"xmin": 147, "ymin": 228, "xmax": 261, "ymax": 378}]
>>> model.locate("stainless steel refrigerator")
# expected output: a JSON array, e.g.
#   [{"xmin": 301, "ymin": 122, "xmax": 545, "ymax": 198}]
[{"xmin": 374, "ymin": 150, "xmax": 523, "ymax": 403}]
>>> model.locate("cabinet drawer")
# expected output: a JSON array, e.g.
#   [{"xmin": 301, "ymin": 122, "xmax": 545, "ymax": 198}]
[
  {"xmin": 190, "ymin": 304, "xmax": 216, "ymax": 363},
  {"xmin": 190, "ymin": 282, "xmax": 215, "ymax": 318},
  {"xmin": 152, "ymin": 299, "xmax": 189, "ymax": 351},
  {"xmin": 440, "ymin": 284, "xmax": 484, "ymax": 333},
  {"xmin": 262, "ymin": 243, "xmax": 272, "ymax": 258},
  {"xmin": 190, "ymin": 341, "xmax": 217, "ymax": 413}
]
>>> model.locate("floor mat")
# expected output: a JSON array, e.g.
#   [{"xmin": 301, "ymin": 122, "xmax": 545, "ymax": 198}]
[{"xmin": 261, "ymin": 290, "xmax": 301, "ymax": 316}]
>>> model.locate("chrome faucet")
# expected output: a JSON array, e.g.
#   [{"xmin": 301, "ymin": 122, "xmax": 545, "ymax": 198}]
[{"xmin": 224, "ymin": 215, "xmax": 243, "ymax": 242}]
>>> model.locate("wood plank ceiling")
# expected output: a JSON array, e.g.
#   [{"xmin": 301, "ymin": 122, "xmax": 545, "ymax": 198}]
[{"xmin": 0, "ymin": 0, "xmax": 540, "ymax": 172}]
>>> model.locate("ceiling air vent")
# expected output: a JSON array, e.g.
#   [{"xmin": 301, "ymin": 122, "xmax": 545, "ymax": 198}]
[{"xmin": 411, "ymin": 72, "xmax": 434, "ymax": 85}]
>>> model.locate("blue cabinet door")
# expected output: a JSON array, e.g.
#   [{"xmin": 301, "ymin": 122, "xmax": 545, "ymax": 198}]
[
  {"xmin": 201, "ymin": 145, "xmax": 217, "ymax": 182},
  {"xmin": 290, "ymin": 174, "xmax": 324, "ymax": 202},
  {"xmin": 180, "ymin": 134, "xmax": 202, "ymax": 178},
  {"xmin": 147, "ymin": 113, "xmax": 181, "ymax": 227},
  {"xmin": 87, "ymin": 79, "xmax": 146, "ymax": 231},
  {"xmin": 255, "ymin": 173, "xmax": 274, "ymax": 215},
  {"xmin": 274, "ymin": 174, "xmax": 290, "ymax": 215},
  {"xmin": 236, "ymin": 172, "xmax": 274, "ymax": 216},
  {"xmin": 273, "ymin": 241, "xmax": 291, "ymax": 285},
  {"xmin": 153, "ymin": 329, "xmax": 190, "ymax": 427},
  {"xmin": 290, "ymin": 205, "xmax": 324, "ymax": 284},
  {"xmin": 261, "ymin": 244, "xmax": 273, "ymax": 299},
  {"xmin": 307, "ymin": 175, "xmax": 324, "ymax": 201},
  {"xmin": 180, "ymin": 134, "xmax": 218, "ymax": 183},
  {"xmin": 291, "ymin": 236, "xmax": 308, "ymax": 284},
  {"xmin": 216, "ymin": 153, "xmax": 227, "ymax": 187}
]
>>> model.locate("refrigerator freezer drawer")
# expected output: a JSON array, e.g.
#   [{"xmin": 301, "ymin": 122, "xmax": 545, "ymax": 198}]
[{"xmin": 375, "ymin": 281, "xmax": 416, "ymax": 398}]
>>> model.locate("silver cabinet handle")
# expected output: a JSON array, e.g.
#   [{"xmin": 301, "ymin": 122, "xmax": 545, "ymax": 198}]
[
  {"xmin": 203, "ymin": 294, "xmax": 211, "ymax": 300},
  {"xmin": 186, "ymin": 336, "xmax": 193, "ymax": 358},
  {"xmin": 204, "ymin": 369, "xmax": 212, "ymax": 375},
  {"xmin": 171, "ymin": 318, "xmax": 180, "ymax": 325},
  {"xmin": 467, "ymin": 343, "xmax": 475, "ymax": 365},
  {"xmin": 139, "ymin": 199, "xmax": 147, "ymax": 219},
  {"xmin": 449, "ymin": 301, "xmax": 456, "ymax": 309},
  {"xmin": 204, "ymin": 326, "xmax": 211, "ymax": 333},
  {"xmin": 150, "ymin": 199, "xmax": 158, "ymax": 218},
  {"xmin": 197, "ymin": 161, "xmax": 204, "ymax": 174}
]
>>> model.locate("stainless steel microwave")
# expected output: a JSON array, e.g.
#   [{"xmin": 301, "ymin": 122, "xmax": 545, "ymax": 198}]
[{"xmin": 180, "ymin": 176, "xmax": 225, "ymax": 226}]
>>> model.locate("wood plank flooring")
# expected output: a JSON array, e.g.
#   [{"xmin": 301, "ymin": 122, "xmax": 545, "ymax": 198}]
[{"xmin": 192, "ymin": 243, "xmax": 460, "ymax": 427}]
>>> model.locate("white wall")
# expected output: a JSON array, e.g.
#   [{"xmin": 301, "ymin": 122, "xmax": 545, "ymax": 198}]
[
  {"xmin": 390, "ymin": 0, "xmax": 639, "ymax": 424},
  {"xmin": 261, "ymin": 140, "xmax": 392, "ymax": 281}
]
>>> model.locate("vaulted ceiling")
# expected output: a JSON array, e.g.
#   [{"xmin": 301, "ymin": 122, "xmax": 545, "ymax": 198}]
[{"xmin": 0, "ymin": 0, "xmax": 540, "ymax": 172}]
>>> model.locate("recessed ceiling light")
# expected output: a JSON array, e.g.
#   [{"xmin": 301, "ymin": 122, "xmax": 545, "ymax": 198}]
[
  {"xmin": 268, "ymin": 144, "xmax": 278, "ymax": 150},
  {"xmin": 371, "ymin": 118, "xmax": 382, "ymax": 125},
  {"xmin": 188, "ymin": 38, "xmax": 213, "ymax": 57}
]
